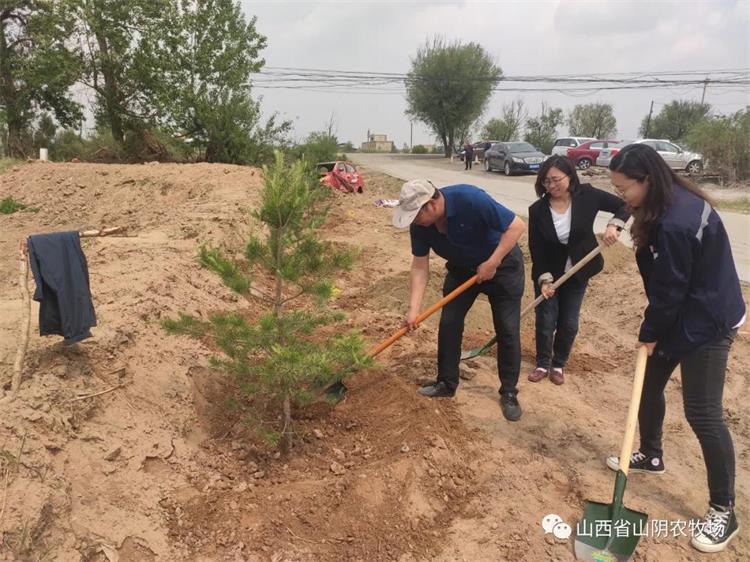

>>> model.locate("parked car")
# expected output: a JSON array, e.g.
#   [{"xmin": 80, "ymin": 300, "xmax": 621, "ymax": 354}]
[
  {"xmin": 567, "ymin": 139, "xmax": 620, "ymax": 170},
  {"xmin": 484, "ymin": 142, "xmax": 547, "ymax": 175},
  {"xmin": 317, "ymin": 161, "xmax": 364, "ymax": 193},
  {"xmin": 551, "ymin": 137, "xmax": 597, "ymax": 157},
  {"xmin": 631, "ymin": 139, "xmax": 704, "ymax": 174},
  {"xmin": 596, "ymin": 140, "xmax": 629, "ymax": 168}
]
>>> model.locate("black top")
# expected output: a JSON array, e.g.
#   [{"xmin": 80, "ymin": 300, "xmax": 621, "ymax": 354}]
[{"xmin": 528, "ymin": 183, "xmax": 630, "ymax": 286}]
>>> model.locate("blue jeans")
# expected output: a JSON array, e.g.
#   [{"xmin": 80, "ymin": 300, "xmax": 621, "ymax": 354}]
[{"xmin": 534, "ymin": 279, "xmax": 588, "ymax": 370}]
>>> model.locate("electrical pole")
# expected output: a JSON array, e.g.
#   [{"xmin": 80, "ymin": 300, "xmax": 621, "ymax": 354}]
[
  {"xmin": 701, "ymin": 77, "xmax": 709, "ymax": 105},
  {"xmin": 410, "ymin": 121, "xmax": 413, "ymax": 149},
  {"xmin": 644, "ymin": 100, "xmax": 654, "ymax": 137}
]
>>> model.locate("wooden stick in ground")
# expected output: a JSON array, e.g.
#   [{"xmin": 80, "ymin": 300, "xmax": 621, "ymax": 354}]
[
  {"xmin": 79, "ymin": 226, "xmax": 126, "ymax": 237},
  {"xmin": 8, "ymin": 243, "xmax": 31, "ymax": 401}
]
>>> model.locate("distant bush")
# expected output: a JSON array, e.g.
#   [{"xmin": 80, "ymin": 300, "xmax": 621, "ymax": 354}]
[
  {"xmin": 686, "ymin": 109, "xmax": 750, "ymax": 182},
  {"xmin": 411, "ymin": 145, "xmax": 428, "ymax": 154}
]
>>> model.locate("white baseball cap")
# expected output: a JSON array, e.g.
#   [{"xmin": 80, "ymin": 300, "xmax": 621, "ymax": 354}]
[{"xmin": 392, "ymin": 179, "xmax": 437, "ymax": 229}]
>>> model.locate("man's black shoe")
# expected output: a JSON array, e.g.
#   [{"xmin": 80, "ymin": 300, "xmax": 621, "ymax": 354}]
[
  {"xmin": 417, "ymin": 381, "xmax": 455, "ymax": 398},
  {"xmin": 500, "ymin": 392, "xmax": 522, "ymax": 421}
]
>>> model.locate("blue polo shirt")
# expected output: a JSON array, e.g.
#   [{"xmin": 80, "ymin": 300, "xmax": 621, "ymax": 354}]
[{"xmin": 410, "ymin": 184, "xmax": 516, "ymax": 268}]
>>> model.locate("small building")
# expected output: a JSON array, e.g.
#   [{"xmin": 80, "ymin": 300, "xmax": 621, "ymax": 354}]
[{"xmin": 361, "ymin": 132, "xmax": 394, "ymax": 153}]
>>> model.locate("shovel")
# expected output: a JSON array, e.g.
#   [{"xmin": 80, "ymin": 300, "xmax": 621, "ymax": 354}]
[
  {"xmin": 324, "ymin": 274, "xmax": 479, "ymax": 399},
  {"xmin": 461, "ymin": 243, "xmax": 605, "ymax": 360},
  {"xmin": 574, "ymin": 346, "xmax": 649, "ymax": 562}
]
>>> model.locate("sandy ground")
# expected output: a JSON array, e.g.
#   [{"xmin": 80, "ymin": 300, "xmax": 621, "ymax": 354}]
[{"xmin": 0, "ymin": 160, "xmax": 748, "ymax": 561}]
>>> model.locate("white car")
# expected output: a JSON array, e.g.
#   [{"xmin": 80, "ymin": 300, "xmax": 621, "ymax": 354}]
[
  {"xmin": 631, "ymin": 139, "xmax": 703, "ymax": 174},
  {"xmin": 551, "ymin": 137, "xmax": 597, "ymax": 157}
]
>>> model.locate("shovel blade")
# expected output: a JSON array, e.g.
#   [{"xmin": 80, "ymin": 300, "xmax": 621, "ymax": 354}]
[
  {"xmin": 574, "ymin": 499, "xmax": 647, "ymax": 562},
  {"xmin": 460, "ymin": 340, "xmax": 495, "ymax": 360}
]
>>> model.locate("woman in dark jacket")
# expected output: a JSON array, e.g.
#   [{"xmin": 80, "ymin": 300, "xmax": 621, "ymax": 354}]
[
  {"xmin": 528, "ymin": 155, "xmax": 629, "ymax": 385},
  {"xmin": 605, "ymin": 143, "xmax": 744, "ymax": 554}
]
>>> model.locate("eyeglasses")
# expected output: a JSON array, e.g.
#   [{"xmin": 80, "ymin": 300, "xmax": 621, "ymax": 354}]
[
  {"xmin": 613, "ymin": 179, "xmax": 641, "ymax": 196},
  {"xmin": 542, "ymin": 175, "xmax": 567, "ymax": 187}
]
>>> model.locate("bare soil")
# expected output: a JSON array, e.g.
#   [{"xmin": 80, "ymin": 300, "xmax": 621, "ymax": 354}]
[{"xmin": 0, "ymin": 160, "xmax": 748, "ymax": 561}]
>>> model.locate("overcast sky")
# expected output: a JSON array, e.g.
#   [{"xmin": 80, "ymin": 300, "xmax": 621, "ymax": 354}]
[{"xmin": 242, "ymin": 0, "xmax": 749, "ymax": 148}]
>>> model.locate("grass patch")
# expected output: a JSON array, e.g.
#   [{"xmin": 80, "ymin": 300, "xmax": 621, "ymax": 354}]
[
  {"xmin": 0, "ymin": 196, "xmax": 27, "ymax": 214},
  {"xmin": 718, "ymin": 198, "xmax": 750, "ymax": 214},
  {"xmin": 0, "ymin": 157, "xmax": 20, "ymax": 174}
]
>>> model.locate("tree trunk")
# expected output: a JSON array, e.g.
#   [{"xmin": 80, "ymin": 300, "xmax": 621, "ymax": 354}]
[
  {"xmin": 94, "ymin": 31, "xmax": 125, "ymax": 144},
  {"xmin": 0, "ymin": 11, "xmax": 25, "ymax": 158},
  {"xmin": 280, "ymin": 393, "xmax": 292, "ymax": 456}
]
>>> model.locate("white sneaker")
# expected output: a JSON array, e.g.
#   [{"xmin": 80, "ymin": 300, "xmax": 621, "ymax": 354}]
[{"xmin": 605, "ymin": 450, "xmax": 665, "ymax": 474}]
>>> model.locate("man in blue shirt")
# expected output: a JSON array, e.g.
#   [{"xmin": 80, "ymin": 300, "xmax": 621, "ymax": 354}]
[{"xmin": 392, "ymin": 179, "xmax": 526, "ymax": 421}]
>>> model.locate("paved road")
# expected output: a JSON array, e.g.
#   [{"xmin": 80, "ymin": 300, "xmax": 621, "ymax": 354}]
[{"xmin": 353, "ymin": 153, "xmax": 750, "ymax": 282}]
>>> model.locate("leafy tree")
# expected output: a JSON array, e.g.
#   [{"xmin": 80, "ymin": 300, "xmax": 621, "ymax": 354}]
[
  {"xmin": 640, "ymin": 100, "xmax": 710, "ymax": 141},
  {"xmin": 405, "ymin": 37, "xmax": 501, "ymax": 157},
  {"xmin": 163, "ymin": 152, "xmax": 370, "ymax": 455},
  {"xmin": 567, "ymin": 102, "xmax": 617, "ymax": 139},
  {"xmin": 291, "ymin": 130, "xmax": 338, "ymax": 163},
  {"xmin": 686, "ymin": 109, "xmax": 750, "ymax": 182},
  {"xmin": 66, "ymin": 0, "xmax": 171, "ymax": 144},
  {"xmin": 0, "ymin": 1, "xmax": 81, "ymax": 157},
  {"xmin": 482, "ymin": 98, "xmax": 526, "ymax": 141},
  {"xmin": 159, "ymin": 0, "xmax": 289, "ymax": 164},
  {"xmin": 524, "ymin": 103, "xmax": 563, "ymax": 154}
]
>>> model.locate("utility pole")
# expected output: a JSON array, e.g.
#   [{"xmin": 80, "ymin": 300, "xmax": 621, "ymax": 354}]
[
  {"xmin": 644, "ymin": 100, "xmax": 654, "ymax": 137},
  {"xmin": 410, "ymin": 121, "xmax": 413, "ymax": 149},
  {"xmin": 701, "ymin": 77, "xmax": 710, "ymax": 105}
]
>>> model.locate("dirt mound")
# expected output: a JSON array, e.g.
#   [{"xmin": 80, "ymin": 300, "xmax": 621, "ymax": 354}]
[{"xmin": 167, "ymin": 369, "xmax": 483, "ymax": 560}]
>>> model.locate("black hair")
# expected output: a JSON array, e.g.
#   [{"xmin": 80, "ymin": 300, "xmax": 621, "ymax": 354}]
[
  {"xmin": 534, "ymin": 155, "xmax": 581, "ymax": 198},
  {"xmin": 609, "ymin": 143, "xmax": 712, "ymax": 247}
]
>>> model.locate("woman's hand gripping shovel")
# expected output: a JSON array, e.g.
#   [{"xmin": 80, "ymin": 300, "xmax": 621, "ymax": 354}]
[
  {"xmin": 461, "ymin": 243, "xmax": 605, "ymax": 361},
  {"xmin": 325, "ymin": 275, "xmax": 479, "ymax": 400},
  {"xmin": 574, "ymin": 346, "xmax": 649, "ymax": 561}
]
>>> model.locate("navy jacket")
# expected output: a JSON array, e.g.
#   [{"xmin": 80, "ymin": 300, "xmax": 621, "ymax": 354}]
[
  {"xmin": 636, "ymin": 185, "xmax": 745, "ymax": 360},
  {"xmin": 27, "ymin": 231, "xmax": 97, "ymax": 345}
]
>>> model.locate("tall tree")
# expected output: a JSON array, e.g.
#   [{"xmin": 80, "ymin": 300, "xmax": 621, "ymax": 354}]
[
  {"xmin": 639, "ymin": 100, "xmax": 710, "ymax": 141},
  {"xmin": 67, "ymin": 0, "xmax": 171, "ymax": 144},
  {"xmin": 482, "ymin": 98, "xmax": 526, "ymax": 141},
  {"xmin": 159, "ymin": 0, "xmax": 289, "ymax": 164},
  {"xmin": 567, "ymin": 102, "xmax": 617, "ymax": 139},
  {"xmin": 0, "ymin": 1, "xmax": 80, "ymax": 157},
  {"xmin": 524, "ymin": 103, "xmax": 563, "ymax": 155},
  {"xmin": 405, "ymin": 37, "xmax": 501, "ymax": 157}
]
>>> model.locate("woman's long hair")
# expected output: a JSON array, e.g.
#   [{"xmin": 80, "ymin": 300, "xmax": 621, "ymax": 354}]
[{"xmin": 608, "ymin": 143, "xmax": 713, "ymax": 247}]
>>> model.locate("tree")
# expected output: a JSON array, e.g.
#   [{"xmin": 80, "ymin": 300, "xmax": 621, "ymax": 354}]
[
  {"xmin": 0, "ymin": 1, "xmax": 81, "ymax": 157},
  {"xmin": 162, "ymin": 0, "xmax": 289, "ymax": 164},
  {"xmin": 567, "ymin": 102, "xmax": 617, "ymax": 139},
  {"xmin": 640, "ymin": 100, "xmax": 710, "ymax": 141},
  {"xmin": 524, "ymin": 103, "xmax": 563, "ymax": 154},
  {"xmin": 405, "ymin": 38, "xmax": 501, "ymax": 157},
  {"xmin": 32, "ymin": 112, "xmax": 56, "ymax": 148},
  {"xmin": 66, "ymin": 0, "xmax": 172, "ymax": 144},
  {"xmin": 686, "ymin": 109, "xmax": 750, "ymax": 182},
  {"xmin": 163, "ymin": 152, "xmax": 370, "ymax": 455},
  {"xmin": 482, "ymin": 98, "xmax": 525, "ymax": 141}
]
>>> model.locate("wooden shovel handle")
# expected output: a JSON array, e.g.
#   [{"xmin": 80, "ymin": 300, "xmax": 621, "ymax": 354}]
[
  {"xmin": 522, "ymin": 243, "xmax": 604, "ymax": 316},
  {"xmin": 619, "ymin": 346, "xmax": 650, "ymax": 475},
  {"xmin": 368, "ymin": 274, "xmax": 479, "ymax": 357}
]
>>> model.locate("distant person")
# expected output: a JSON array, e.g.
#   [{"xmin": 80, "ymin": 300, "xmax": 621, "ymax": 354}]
[
  {"xmin": 391, "ymin": 179, "xmax": 526, "ymax": 422},
  {"xmin": 527, "ymin": 155, "xmax": 629, "ymax": 385},
  {"xmin": 464, "ymin": 142, "xmax": 474, "ymax": 170},
  {"xmin": 604, "ymin": 143, "xmax": 744, "ymax": 554}
]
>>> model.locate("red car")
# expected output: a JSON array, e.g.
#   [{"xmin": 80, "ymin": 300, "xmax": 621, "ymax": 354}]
[
  {"xmin": 317, "ymin": 161, "xmax": 364, "ymax": 193},
  {"xmin": 567, "ymin": 140, "xmax": 620, "ymax": 170}
]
